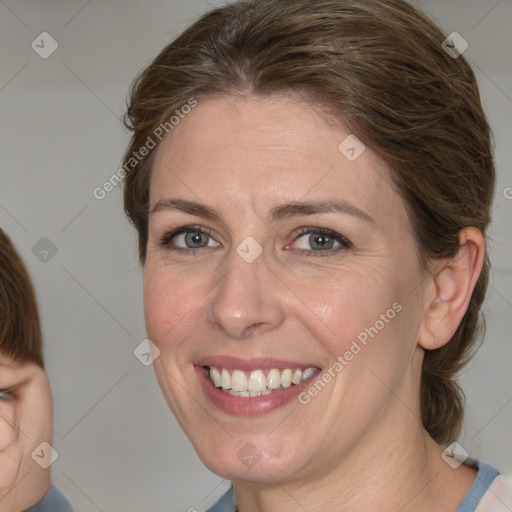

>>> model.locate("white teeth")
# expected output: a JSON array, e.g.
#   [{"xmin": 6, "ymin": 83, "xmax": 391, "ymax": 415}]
[
  {"xmin": 301, "ymin": 368, "xmax": 316, "ymax": 381},
  {"xmin": 221, "ymin": 368, "xmax": 231, "ymax": 390},
  {"xmin": 231, "ymin": 370, "xmax": 248, "ymax": 392},
  {"xmin": 291, "ymin": 369, "xmax": 302, "ymax": 385},
  {"xmin": 210, "ymin": 367, "xmax": 222, "ymax": 387},
  {"xmin": 267, "ymin": 369, "xmax": 281, "ymax": 389},
  {"xmin": 248, "ymin": 370, "xmax": 267, "ymax": 392},
  {"xmin": 208, "ymin": 366, "xmax": 318, "ymax": 394},
  {"xmin": 227, "ymin": 389, "xmax": 272, "ymax": 397},
  {"xmin": 281, "ymin": 369, "xmax": 292, "ymax": 388}
]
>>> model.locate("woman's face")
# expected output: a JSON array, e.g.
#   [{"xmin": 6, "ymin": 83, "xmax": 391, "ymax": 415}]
[
  {"xmin": 0, "ymin": 356, "xmax": 52, "ymax": 509},
  {"xmin": 144, "ymin": 95, "xmax": 430, "ymax": 483}
]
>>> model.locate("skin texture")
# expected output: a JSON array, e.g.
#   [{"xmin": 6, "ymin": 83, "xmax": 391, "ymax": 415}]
[
  {"xmin": 0, "ymin": 357, "xmax": 52, "ymax": 511},
  {"xmin": 144, "ymin": 95, "xmax": 484, "ymax": 512}
]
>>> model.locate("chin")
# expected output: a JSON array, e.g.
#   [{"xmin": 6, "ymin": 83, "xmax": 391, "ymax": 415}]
[{"xmin": 195, "ymin": 436, "xmax": 313, "ymax": 485}]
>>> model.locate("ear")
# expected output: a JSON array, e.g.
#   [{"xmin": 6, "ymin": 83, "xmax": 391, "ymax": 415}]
[{"xmin": 418, "ymin": 227, "xmax": 485, "ymax": 350}]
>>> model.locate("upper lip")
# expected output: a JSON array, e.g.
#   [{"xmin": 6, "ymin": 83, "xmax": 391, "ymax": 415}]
[{"xmin": 195, "ymin": 355, "xmax": 320, "ymax": 371}]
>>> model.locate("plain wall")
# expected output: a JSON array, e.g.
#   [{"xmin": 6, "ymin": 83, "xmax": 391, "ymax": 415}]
[{"xmin": 0, "ymin": 1, "xmax": 510, "ymax": 511}]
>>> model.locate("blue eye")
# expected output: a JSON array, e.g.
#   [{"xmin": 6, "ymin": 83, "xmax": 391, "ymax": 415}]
[
  {"xmin": 290, "ymin": 227, "xmax": 352, "ymax": 256},
  {"xmin": 160, "ymin": 225, "xmax": 352, "ymax": 257},
  {"xmin": 160, "ymin": 226, "xmax": 220, "ymax": 254}
]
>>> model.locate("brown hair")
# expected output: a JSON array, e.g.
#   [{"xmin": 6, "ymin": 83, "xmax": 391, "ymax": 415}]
[
  {"xmin": 122, "ymin": 0, "xmax": 495, "ymax": 445},
  {"xmin": 0, "ymin": 228, "xmax": 44, "ymax": 367}
]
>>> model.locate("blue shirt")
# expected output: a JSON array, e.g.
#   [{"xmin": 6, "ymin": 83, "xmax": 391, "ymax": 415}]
[
  {"xmin": 205, "ymin": 459, "xmax": 500, "ymax": 512},
  {"xmin": 455, "ymin": 459, "xmax": 499, "ymax": 512},
  {"xmin": 25, "ymin": 485, "xmax": 74, "ymax": 512}
]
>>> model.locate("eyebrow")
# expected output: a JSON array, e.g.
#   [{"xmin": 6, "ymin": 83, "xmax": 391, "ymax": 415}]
[{"xmin": 149, "ymin": 198, "xmax": 376, "ymax": 227}]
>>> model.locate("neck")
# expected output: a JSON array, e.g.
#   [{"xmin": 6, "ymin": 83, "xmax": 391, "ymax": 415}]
[{"xmin": 233, "ymin": 412, "xmax": 475, "ymax": 512}]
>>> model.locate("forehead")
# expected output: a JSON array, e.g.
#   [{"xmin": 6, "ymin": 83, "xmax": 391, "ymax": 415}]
[
  {"xmin": 150, "ymin": 95, "xmax": 404, "ymax": 223},
  {"xmin": 0, "ymin": 354, "xmax": 22, "ymax": 370},
  {"xmin": 0, "ymin": 357, "xmax": 23, "ymax": 384}
]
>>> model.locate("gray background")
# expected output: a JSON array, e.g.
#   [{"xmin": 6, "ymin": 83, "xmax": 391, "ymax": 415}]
[{"xmin": 0, "ymin": 1, "xmax": 510, "ymax": 511}]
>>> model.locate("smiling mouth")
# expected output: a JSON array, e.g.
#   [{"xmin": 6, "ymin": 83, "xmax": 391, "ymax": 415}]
[{"xmin": 206, "ymin": 366, "xmax": 320, "ymax": 397}]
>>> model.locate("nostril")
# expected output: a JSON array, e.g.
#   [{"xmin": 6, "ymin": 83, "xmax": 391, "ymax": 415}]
[{"xmin": 244, "ymin": 322, "xmax": 266, "ymax": 336}]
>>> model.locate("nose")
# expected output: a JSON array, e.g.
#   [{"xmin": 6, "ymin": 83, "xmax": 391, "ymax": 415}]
[{"xmin": 205, "ymin": 251, "xmax": 286, "ymax": 339}]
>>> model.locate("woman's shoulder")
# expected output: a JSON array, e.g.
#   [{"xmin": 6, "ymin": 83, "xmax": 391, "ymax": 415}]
[
  {"xmin": 457, "ymin": 459, "xmax": 512, "ymax": 512},
  {"xmin": 25, "ymin": 485, "xmax": 74, "ymax": 512}
]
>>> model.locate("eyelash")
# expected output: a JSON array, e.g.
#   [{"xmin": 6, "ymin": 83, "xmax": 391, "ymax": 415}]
[
  {"xmin": 160, "ymin": 226, "xmax": 217, "ymax": 256},
  {"xmin": 159, "ymin": 225, "xmax": 352, "ymax": 257},
  {"xmin": 293, "ymin": 227, "xmax": 352, "ymax": 257}
]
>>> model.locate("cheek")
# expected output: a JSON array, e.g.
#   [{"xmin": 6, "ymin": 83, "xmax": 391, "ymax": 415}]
[
  {"xmin": 0, "ymin": 402, "xmax": 19, "ymax": 489},
  {"xmin": 143, "ymin": 265, "xmax": 204, "ymax": 349},
  {"xmin": 38, "ymin": 391, "xmax": 53, "ymax": 442},
  {"xmin": 25, "ymin": 375, "xmax": 53, "ymax": 444},
  {"xmin": 292, "ymin": 262, "xmax": 402, "ymax": 347},
  {"xmin": 0, "ymin": 402, "xmax": 15, "ymax": 451}
]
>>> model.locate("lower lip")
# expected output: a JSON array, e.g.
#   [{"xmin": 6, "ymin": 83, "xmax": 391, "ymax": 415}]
[{"xmin": 195, "ymin": 366, "xmax": 320, "ymax": 415}]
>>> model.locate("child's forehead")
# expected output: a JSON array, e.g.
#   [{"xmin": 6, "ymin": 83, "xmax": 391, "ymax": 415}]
[
  {"xmin": 0, "ymin": 357, "xmax": 16, "ymax": 368},
  {"xmin": 0, "ymin": 358, "xmax": 41, "ymax": 387},
  {"xmin": 0, "ymin": 360, "xmax": 18, "ymax": 379},
  {"xmin": 0, "ymin": 357, "xmax": 27, "ymax": 372}
]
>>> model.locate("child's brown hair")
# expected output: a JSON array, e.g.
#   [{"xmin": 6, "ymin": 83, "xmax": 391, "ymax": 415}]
[{"xmin": 0, "ymin": 228, "xmax": 44, "ymax": 367}]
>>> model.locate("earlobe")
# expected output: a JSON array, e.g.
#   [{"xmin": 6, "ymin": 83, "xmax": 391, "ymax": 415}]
[{"xmin": 419, "ymin": 227, "xmax": 485, "ymax": 350}]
